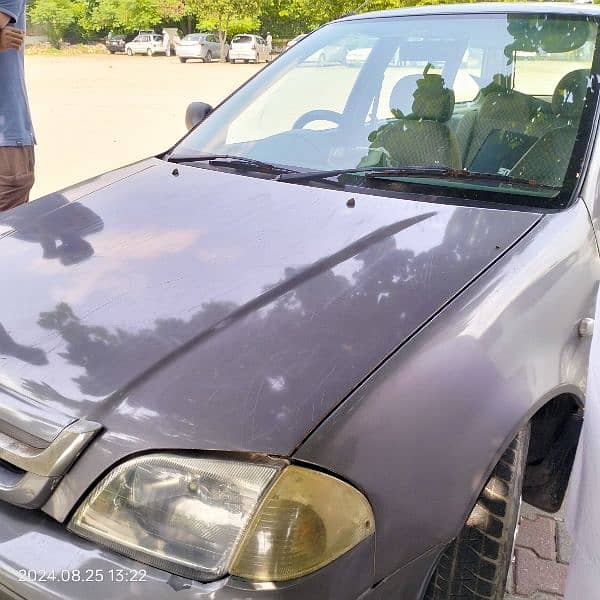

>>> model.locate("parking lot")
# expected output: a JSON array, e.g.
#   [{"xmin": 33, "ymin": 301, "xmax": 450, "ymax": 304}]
[{"xmin": 26, "ymin": 55, "xmax": 265, "ymax": 199}]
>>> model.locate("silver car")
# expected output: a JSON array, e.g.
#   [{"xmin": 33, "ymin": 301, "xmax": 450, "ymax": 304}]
[
  {"xmin": 1, "ymin": 4, "xmax": 600, "ymax": 600},
  {"xmin": 125, "ymin": 33, "xmax": 166, "ymax": 57},
  {"xmin": 175, "ymin": 33, "xmax": 227, "ymax": 63},
  {"xmin": 229, "ymin": 34, "xmax": 269, "ymax": 63}
]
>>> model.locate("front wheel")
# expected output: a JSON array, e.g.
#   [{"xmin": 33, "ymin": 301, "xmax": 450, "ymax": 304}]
[
  {"xmin": 126, "ymin": 48, "xmax": 133, "ymax": 56},
  {"xmin": 424, "ymin": 424, "xmax": 530, "ymax": 600},
  {"xmin": 204, "ymin": 51, "xmax": 212, "ymax": 63},
  {"xmin": 179, "ymin": 57, "xmax": 187, "ymax": 63},
  {"xmin": 147, "ymin": 48, "xmax": 153, "ymax": 57}
]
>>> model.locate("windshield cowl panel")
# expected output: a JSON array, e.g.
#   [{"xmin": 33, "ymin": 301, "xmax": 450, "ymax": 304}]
[{"xmin": 172, "ymin": 12, "xmax": 600, "ymax": 210}]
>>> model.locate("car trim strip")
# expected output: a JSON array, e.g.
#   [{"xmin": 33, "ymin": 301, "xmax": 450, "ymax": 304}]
[
  {"xmin": 0, "ymin": 420, "xmax": 102, "ymax": 478},
  {"xmin": 0, "ymin": 419, "xmax": 101, "ymax": 509}
]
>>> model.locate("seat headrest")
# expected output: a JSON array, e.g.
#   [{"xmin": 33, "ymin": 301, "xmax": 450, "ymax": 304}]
[
  {"xmin": 481, "ymin": 73, "xmax": 512, "ymax": 95},
  {"xmin": 552, "ymin": 69, "xmax": 590, "ymax": 118},
  {"xmin": 389, "ymin": 66, "xmax": 454, "ymax": 123},
  {"xmin": 389, "ymin": 74, "xmax": 421, "ymax": 118},
  {"xmin": 411, "ymin": 71, "xmax": 455, "ymax": 122}
]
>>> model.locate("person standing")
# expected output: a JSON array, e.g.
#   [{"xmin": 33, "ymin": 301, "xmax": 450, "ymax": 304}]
[
  {"xmin": 266, "ymin": 32, "xmax": 273, "ymax": 56},
  {"xmin": 162, "ymin": 29, "xmax": 170, "ymax": 57},
  {"xmin": 0, "ymin": 0, "xmax": 35, "ymax": 212}
]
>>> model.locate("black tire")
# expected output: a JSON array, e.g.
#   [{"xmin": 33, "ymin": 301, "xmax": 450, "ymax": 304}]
[
  {"xmin": 204, "ymin": 51, "xmax": 212, "ymax": 63},
  {"xmin": 126, "ymin": 48, "xmax": 133, "ymax": 56},
  {"xmin": 424, "ymin": 424, "xmax": 530, "ymax": 600},
  {"xmin": 179, "ymin": 57, "xmax": 187, "ymax": 63},
  {"xmin": 147, "ymin": 48, "xmax": 153, "ymax": 57}
]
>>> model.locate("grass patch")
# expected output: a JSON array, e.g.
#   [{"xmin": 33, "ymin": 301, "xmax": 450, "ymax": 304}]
[{"xmin": 25, "ymin": 43, "xmax": 109, "ymax": 56}]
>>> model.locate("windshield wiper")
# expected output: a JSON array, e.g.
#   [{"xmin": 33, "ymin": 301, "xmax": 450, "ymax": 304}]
[
  {"xmin": 277, "ymin": 166, "xmax": 559, "ymax": 191},
  {"xmin": 167, "ymin": 153, "xmax": 298, "ymax": 176}
]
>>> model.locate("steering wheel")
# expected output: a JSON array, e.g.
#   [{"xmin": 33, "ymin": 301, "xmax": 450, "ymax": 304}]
[{"xmin": 293, "ymin": 110, "xmax": 344, "ymax": 130}]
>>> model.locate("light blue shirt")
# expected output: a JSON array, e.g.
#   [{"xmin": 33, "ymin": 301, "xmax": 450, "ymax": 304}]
[{"xmin": 0, "ymin": 0, "xmax": 35, "ymax": 147}]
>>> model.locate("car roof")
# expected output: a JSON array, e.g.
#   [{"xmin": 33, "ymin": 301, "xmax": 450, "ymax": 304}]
[{"xmin": 338, "ymin": 2, "xmax": 600, "ymax": 22}]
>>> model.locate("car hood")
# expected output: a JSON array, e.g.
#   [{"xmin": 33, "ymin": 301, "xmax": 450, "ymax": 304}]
[{"xmin": 0, "ymin": 159, "xmax": 541, "ymax": 462}]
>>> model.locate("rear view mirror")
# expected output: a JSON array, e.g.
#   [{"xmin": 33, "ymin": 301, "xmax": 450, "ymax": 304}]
[{"xmin": 185, "ymin": 102, "xmax": 214, "ymax": 130}]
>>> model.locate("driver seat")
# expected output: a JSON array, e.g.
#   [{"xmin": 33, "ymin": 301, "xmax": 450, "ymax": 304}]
[{"xmin": 361, "ymin": 68, "xmax": 461, "ymax": 170}]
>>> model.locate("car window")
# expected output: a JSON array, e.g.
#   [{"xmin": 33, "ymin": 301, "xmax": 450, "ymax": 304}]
[
  {"xmin": 173, "ymin": 14, "xmax": 600, "ymax": 210},
  {"xmin": 513, "ymin": 41, "xmax": 595, "ymax": 97},
  {"xmin": 226, "ymin": 33, "xmax": 373, "ymax": 141},
  {"xmin": 233, "ymin": 35, "xmax": 253, "ymax": 44}
]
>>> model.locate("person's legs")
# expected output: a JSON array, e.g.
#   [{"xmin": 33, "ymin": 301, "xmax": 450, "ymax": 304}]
[{"xmin": 0, "ymin": 145, "xmax": 34, "ymax": 212}]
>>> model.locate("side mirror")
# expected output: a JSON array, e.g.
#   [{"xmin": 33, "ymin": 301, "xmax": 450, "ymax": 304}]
[{"xmin": 185, "ymin": 102, "xmax": 214, "ymax": 130}]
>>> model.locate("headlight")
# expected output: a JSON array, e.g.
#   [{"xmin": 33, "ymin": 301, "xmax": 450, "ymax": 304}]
[{"xmin": 69, "ymin": 454, "xmax": 374, "ymax": 582}]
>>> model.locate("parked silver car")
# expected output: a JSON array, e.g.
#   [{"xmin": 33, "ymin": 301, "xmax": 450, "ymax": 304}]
[
  {"xmin": 125, "ymin": 33, "xmax": 166, "ymax": 57},
  {"xmin": 176, "ymin": 32, "xmax": 227, "ymax": 63},
  {"xmin": 229, "ymin": 34, "xmax": 269, "ymax": 63},
  {"xmin": 1, "ymin": 4, "xmax": 600, "ymax": 600}
]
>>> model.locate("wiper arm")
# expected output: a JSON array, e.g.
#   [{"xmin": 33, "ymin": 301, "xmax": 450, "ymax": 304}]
[
  {"xmin": 443, "ymin": 170, "xmax": 559, "ymax": 191},
  {"xmin": 277, "ymin": 166, "xmax": 559, "ymax": 191},
  {"xmin": 167, "ymin": 153, "xmax": 297, "ymax": 175},
  {"xmin": 276, "ymin": 165, "xmax": 454, "ymax": 183}
]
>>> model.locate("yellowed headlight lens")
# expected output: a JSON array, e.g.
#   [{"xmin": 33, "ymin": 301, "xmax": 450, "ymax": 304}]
[{"xmin": 230, "ymin": 465, "xmax": 375, "ymax": 581}]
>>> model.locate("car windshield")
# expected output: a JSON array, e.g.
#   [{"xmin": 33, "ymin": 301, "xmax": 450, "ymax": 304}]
[
  {"xmin": 171, "ymin": 13, "xmax": 600, "ymax": 209},
  {"xmin": 185, "ymin": 34, "xmax": 206, "ymax": 41}
]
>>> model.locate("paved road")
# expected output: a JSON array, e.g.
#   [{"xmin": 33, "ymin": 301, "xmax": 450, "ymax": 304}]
[
  {"xmin": 25, "ymin": 55, "xmax": 265, "ymax": 199},
  {"xmin": 507, "ymin": 503, "xmax": 571, "ymax": 600}
]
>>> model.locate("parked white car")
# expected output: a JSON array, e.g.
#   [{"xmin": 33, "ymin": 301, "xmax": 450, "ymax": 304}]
[
  {"xmin": 125, "ymin": 34, "xmax": 166, "ymax": 57},
  {"xmin": 228, "ymin": 34, "xmax": 269, "ymax": 63},
  {"xmin": 176, "ymin": 33, "xmax": 227, "ymax": 63}
]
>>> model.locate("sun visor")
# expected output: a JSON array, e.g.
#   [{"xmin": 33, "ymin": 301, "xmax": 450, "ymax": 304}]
[{"xmin": 506, "ymin": 16, "xmax": 591, "ymax": 57}]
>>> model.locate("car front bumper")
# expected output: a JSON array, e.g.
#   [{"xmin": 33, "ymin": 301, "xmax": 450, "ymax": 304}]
[{"xmin": 0, "ymin": 501, "xmax": 379, "ymax": 600}]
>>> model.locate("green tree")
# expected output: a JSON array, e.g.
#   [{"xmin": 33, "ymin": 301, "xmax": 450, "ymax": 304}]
[
  {"xmin": 189, "ymin": 0, "xmax": 261, "ymax": 60},
  {"xmin": 84, "ymin": 0, "xmax": 185, "ymax": 33},
  {"xmin": 197, "ymin": 15, "xmax": 260, "ymax": 38},
  {"xmin": 29, "ymin": 0, "xmax": 86, "ymax": 47}
]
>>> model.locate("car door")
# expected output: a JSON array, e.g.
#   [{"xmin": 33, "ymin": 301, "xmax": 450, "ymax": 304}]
[
  {"xmin": 205, "ymin": 34, "xmax": 214, "ymax": 57},
  {"xmin": 258, "ymin": 37, "xmax": 266, "ymax": 60},
  {"xmin": 130, "ymin": 35, "xmax": 141, "ymax": 53},
  {"xmin": 138, "ymin": 35, "xmax": 149, "ymax": 53},
  {"xmin": 210, "ymin": 35, "xmax": 220, "ymax": 58}
]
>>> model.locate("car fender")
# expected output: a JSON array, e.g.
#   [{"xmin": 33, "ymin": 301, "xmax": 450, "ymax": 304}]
[{"xmin": 295, "ymin": 198, "xmax": 600, "ymax": 582}]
